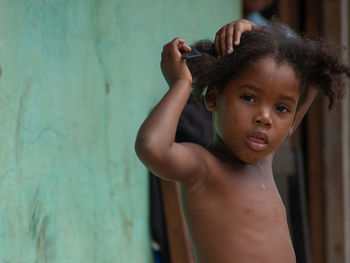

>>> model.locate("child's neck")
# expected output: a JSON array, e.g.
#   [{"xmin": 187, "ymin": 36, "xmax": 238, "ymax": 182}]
[{"xmin": 208, "ymin": 135, "xmax": 268, "ymax": 168}]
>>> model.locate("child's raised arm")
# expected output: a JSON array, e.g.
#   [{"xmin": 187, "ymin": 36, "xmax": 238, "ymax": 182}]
[{"xmin": 135, "ymin": 38, "xmax": 206, "ymax": 182}]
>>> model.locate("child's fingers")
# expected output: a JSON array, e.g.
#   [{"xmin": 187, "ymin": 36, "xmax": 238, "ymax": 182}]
[
  {"xmin": 162, "ymin": 38, "xmax": 180, "ymax": 52},
  {"xmin": 164, "ymin": 38, "xmax": 184, "ymax": 50},
  {"xmin": 170, "ymin": 38, "xmax": 185, "ymax": 48},
  {"xmin": 225, "ymin": 23, "xmax": 234, "ymax": 54},
  {"xmin": 233, "ymin": 21, "xmax": 259, "ymax": 46},
  {"xmin": 163, "ymin": 38, "xmax": 186, "ymax": 55},
  {"xmin": 214, "ymin": 33, "xmax": 221, "ymax": 57},
  {"xmin": 214, "ymin": 28, "xmax": 227, "ymax": 57},
  {"xmin": 215, "ymin": 20, "xmax": 261, "ymax": 54},
  {"xmin": 233, "ymin": 23, "xmax": 244, "ymax": 46},
  {"xmin": 179, "ymin": 42, "xmax": 191, "ymax": 52},
  {"xmin": 214, "ymin": 19, "xmax": 259, "ymax": 57},
  {"xmin": 170, "ymin": 38, "xmax": 192, "ymax": 53},
  {"xmin": 252, "ymin": 23, "xmax": 260, "ymax": 30},
  {"xmin": 218, "ymin": 29, "xmax": 227, "ymax": 57}
]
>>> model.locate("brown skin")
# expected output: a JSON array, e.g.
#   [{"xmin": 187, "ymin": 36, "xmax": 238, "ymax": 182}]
[{"xmin": 135, "ymin": 20, "xmax": 317, "ymax": 263}]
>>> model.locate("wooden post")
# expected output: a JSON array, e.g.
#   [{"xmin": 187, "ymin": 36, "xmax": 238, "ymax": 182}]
[
  {"xmin": 322, "ymin": 0, "xmax": 350, "ymax": 262},
  {"xmin": 304, "ymin": 1, "xmax": 326, "ymax": 262},
  {"xmin": 306, "ymin": 96, "xmax": 326, "ymax": 263}
]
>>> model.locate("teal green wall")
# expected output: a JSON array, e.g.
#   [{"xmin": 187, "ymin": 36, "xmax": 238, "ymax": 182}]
[{"xmin": 0, "ymin": 1, "xmax": 240, "ymax": 262}]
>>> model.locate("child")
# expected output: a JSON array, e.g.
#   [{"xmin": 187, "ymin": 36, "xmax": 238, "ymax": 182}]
[{"xmin": 135, "ymin": 19, "xmax": 350, "ymax": 263}]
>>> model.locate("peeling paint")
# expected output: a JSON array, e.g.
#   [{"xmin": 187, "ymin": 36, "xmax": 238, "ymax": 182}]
[
  {"xmin": 29, "ymin": 189, "xmax": 54, "ymax": 263},
  {"xmin": 118, "ymin": 204, "xmax": 133, "ymax": 242}
]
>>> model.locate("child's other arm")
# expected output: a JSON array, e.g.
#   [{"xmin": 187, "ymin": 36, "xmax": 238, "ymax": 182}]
[
  {"xmin": 135, "ymin": 38, "xmax": 205, "ymax": 182},
  {"xmin": 291, "ymin": 87, "xmax": 318, "ymax": 133},
  {"xmin": 215, "ymin": 19, "xmax": 259, "ymax": 57}
]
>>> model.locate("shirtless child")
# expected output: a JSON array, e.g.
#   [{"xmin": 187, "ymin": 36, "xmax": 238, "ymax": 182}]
[{"xmin": 135, "ymin": 20, "xmax": 350, "ymax": 263}]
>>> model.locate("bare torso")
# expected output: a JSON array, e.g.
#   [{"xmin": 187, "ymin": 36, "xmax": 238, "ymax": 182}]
[{"xmin": 180, "ymin": 148, "xmax": 296, "ymax": 263}]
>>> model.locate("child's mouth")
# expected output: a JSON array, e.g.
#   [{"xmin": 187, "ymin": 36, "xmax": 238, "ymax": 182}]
[{"xmin": 245, "ymin": 133, "xmax": 268, "ymax": 151}]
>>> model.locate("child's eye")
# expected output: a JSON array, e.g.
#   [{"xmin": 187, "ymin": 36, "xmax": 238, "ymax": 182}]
[
  {"xmin": 240, "ymin": 94, "xmax": 256, "ymax": 103},
  {"xmin": 276, "ymin": 105, "xmax": 290, "ymax": 113}
]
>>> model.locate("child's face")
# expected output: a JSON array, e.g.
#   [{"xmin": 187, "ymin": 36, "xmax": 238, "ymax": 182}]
[{"xmin": 208, "ymin": 57, "xmax": 300, "ymax": 163}]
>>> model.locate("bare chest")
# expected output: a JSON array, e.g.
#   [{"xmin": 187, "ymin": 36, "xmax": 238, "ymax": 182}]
[{"xmin": 180, "ymin": 165, "xmax": 295, "ymax": 263}]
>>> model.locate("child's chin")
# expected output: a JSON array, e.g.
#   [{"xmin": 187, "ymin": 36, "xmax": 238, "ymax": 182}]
[{"xmin": 238, "ymin": 154, "xmax": 265, "ymax": 164}]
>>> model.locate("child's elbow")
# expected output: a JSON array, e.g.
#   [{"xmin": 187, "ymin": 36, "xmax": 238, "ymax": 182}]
[
  {"xmin": 135, "ymin": 136, "xmax": 149, "ymax": 159},
  {"xmin": 135, "ymin": 136, "xmax": 166, "ymax": 167}
]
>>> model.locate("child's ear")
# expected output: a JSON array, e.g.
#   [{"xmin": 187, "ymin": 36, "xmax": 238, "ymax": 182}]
[{"xmin": 205, "ymin": 87, "xmax": 217, "ymax": 112}]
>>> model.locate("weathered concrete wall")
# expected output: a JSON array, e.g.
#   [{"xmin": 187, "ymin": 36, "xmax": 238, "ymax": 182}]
[{"xmin": 0, "ymin": 0, "xmax": 240, "ymax": 262}]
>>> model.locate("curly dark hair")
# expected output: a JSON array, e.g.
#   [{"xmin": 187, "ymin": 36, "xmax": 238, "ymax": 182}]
[{"xmin": 187, "ymin": 25, "xmax": 350, "ymax": 109}]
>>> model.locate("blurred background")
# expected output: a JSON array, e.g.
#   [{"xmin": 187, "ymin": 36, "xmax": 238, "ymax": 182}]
[{"xmin": 0, "ymin": 0, "xmax": 348, "ymax": 263}]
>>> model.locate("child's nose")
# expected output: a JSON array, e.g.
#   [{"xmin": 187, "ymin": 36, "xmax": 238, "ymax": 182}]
[{"xmin": 254, "ymin": 109, "xmax": 272, "ymax": 128}]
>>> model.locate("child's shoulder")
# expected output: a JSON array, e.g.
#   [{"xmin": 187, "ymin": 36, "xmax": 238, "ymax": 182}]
[
  {"xmin": 175, "ymin": 142, "xmax": 225, "ymax": 184},
  {"xmin": 179, "ymin": 142, "xmax": 257, "ymax": 185}
]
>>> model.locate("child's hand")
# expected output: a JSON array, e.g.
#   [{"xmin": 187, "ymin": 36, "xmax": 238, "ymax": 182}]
[
  {"xmin": 161, "ymin": 38, "xmax": 192, "ymax": 87},
  {"xmin": 215, "ymin": 19, "xmax": 259, "ymax": 57}
]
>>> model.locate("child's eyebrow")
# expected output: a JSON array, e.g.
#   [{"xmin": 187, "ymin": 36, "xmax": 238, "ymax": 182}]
[
  {"xmin": 278, "ymin": 94, "xmax": 297, "ymax": 104},
  {"xmin": 239, "ymin": 85, "xmax": 297, "ymax": 104},
  {"xmin": 239, "ymin": 85, "xmax": 261, "ymax": 93}
]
